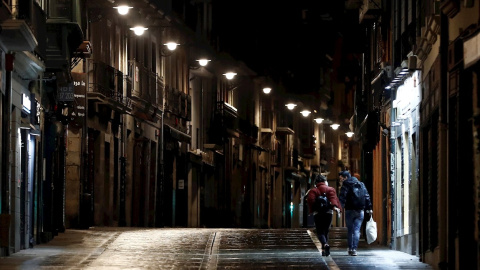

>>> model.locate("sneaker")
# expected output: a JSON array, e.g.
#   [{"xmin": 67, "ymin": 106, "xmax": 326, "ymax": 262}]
[
  {"xmin": 350, "ymin": 250, "xmax": 357, "ymax": 256},
  {"xmin": 348, "ymin": 249, "xmax": 352, "ymax": 255},
  {"xmin": 324, "ymin": 244, "xmax": 330, "ymax": 256}
]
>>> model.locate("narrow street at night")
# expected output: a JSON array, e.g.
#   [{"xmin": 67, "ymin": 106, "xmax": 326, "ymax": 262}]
[
  {"xmin": 0, "ymin": 227, "xmax": 433, "ymax": 269},
  {"xmin": 1, "ymin": 1, "xmax": 480, "ymax": 269}
]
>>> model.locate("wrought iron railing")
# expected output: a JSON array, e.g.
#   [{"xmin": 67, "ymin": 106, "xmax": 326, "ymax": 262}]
[
  {"xmin": 89, "ymin": 61, "xmax": 132, "ymax": 109},
  {"xmin": 128, "ymin": 60, "xmax": 161, "ymax": 107}
]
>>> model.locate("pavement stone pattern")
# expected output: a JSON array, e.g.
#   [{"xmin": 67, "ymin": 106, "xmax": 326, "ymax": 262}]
[
  {"xmin": 0, "ymin": 227, "xmax": 433, "ymax": 270},
  {"xmin": 330, "ymin": 249, "xmax": 435, "ymax": 270}
]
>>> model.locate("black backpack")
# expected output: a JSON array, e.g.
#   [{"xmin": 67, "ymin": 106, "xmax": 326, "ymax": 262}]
[
  {"xmin": 349, "ymin": 180, "xmax": 366, "ymax": 209},
  {"xmin": 314, "ymin": 192, "xmax": 330, "ymax": 213}
]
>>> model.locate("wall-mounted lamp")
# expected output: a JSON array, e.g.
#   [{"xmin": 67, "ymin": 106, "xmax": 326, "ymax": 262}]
[
  {"xmin": 223, "ymin": 72, "xmax": 237, "ymax": 80},
  {"xmin": 300, "ymin": 110, "xmax": 311, "ymax": 117},
  {"xmin": 262, "ymin": 87, "xmax": 271, "ymax": 94},
  {"xmin": 130, "ymin": 26, "xmax": 148, "ymax": 36},
  {"xmin": 330, "ymin": 123, "xmax": 340, "ymax": 130},
  {"xmin": 345, "ymin": 131, "xmax": 354, "ymax": 137},
  {"xmin": 114, "ymin": 5, "xmax": 133, "ymax": 15},
  {"xmin": 160, "ymin": 42, "xmax": 179, "ymax": 57},
  {"xmin": 285, "ymin": 103, "xmax": 297, "ymax": 110},
  {"xmin": 164, "ymin": 42, "xmax": 179, "ymax": 51},
  {"xmin": 196, "ymin": 59, "xmax": 211, "ymax": 66},
  {"xmin": 314, "ymin": 118, "xmax": 324, "ymax": 124}
]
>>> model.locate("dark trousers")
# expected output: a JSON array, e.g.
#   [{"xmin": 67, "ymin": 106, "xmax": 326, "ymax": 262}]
[{"xmin": 314, "ymin": 212, "xmax": 333, "ymax": 246}]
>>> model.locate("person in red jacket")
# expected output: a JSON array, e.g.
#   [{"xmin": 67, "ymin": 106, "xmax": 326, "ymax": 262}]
[{"xmin": 306, "ymin": 173, "xmax": 342, "ymax": 256}]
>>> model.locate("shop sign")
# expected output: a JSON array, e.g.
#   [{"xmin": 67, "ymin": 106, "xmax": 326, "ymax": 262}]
[
  {"xmin": 71, "ymin": 72, "xmax": 87, "ymax": 126},
  {"xmin": 58, "ymin": 83, "xmax": 74, "ymax": 102}
]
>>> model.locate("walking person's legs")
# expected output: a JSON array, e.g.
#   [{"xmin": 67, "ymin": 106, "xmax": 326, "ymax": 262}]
[
  {"xmin": 350, "ymin": 210, "xmax": 364, "ymax": 255},
  {"xmin": 345, "ymin": 210, "xmax": 355, "ymax": 254},
  {"xmin": 314, "ymin": 213, "xmax": 332, "ymax": 256},
  {"xmin": 316, "ymin": 212, "xmax": 333, "ymax": 256}
]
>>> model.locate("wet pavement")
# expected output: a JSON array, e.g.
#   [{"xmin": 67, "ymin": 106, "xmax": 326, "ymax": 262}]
[{"xmin": 0, "ymin": 227, "xmax": 434, "ymax": 269}]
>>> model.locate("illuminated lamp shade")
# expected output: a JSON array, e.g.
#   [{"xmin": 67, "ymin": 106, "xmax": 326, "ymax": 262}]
[
  {"xmin": 130, "ymin": 26, "xmax": 148, "ymax": 36},
  {"xmin": 262, "ymin": 87, "xmax": 272, "ymax": 94},
  {"xmin": 345, "ymin": 131, "xmax": 354, "ymax": 137},
  {"xmin": 223, "ymin": 72, "xmax": 237, "ymax": 80},
  {"xmin": 196, "ymin": 59, "xmax": 211, "ymax": 66},
  {"xmin": 314, "ymin": 118, "xmax": 324, "ymax": 124},
  {"xmin": 285, "ymin": 103, "xmax": 297, "ymax": 110},
  {"xmin": 330, "ymin": 123, "xmax": 340, "ymax": 130},
  {"xmin": 300, "ymin": 110, "xmax": 311, "ymax": 117},
  {"xmin": 114, "ymin": 5, "xmax": 133, "ymax": 15},
  {"xmin": 165, "ymin": 42, "xmax": 179, "ymax": 51}
]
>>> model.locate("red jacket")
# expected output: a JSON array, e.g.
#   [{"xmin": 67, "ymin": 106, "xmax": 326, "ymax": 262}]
[{"xmin": 306, "ymin": 182, "xmax": 342, "ymax": 214}]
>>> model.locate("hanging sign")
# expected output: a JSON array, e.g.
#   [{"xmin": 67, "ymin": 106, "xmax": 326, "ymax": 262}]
[{"xmin": 70, "ymin": 72, "xmax": 87, "ymax": 126}]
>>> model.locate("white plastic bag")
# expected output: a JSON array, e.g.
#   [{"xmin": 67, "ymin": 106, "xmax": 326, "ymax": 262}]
[{"xmin": 366, "ymin": 215, "xmax": 377, "ymax": 244}]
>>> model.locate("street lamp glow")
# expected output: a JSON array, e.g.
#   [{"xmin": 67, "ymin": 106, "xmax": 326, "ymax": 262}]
[
  {"xmin": 196, "ymin": 59, "xmax": 210, "ymax": 66},
  {"xmin": 314, "ymin": 118, "xmax": 324, "ymax": 124},
  {"xmin": 330, "ymin": 124, "xmax": 340, "ymax": 130},
  {"xmin": 165, "ymin": 42, "xmax": 179, "ymax": 51},
  {"xmin": 300, "ymin": 110, "xmax": 311, "ymax": 117},
  {"xmin": 114, "ymin": 5, "xmax": 133, "ymax": 15},
  {"xmin": 345, "ymin": 131, "xmax": 354, "ymax": 137},
  {"xmin": 285, "ymin": 103, "xmax": 297, "ymax": 110},
  {"xmin": 130, "ymin": 26, "xmax": 148, "ymax": 36},
  {"xmin": 262, "ymin": 87, "xmax": 271, "ymax": 94},
  {"xmin": 223, "ymin": 72, "xmax": 237, "ymax": 80}
]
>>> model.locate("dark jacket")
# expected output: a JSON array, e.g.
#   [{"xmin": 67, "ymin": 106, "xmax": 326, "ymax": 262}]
[
  {"xmin": 306, "ymin": 182, "xmax": 342, "ymax": 214},
  {"xmin": 338, "ymin": 176, "xmax": 372, "ymax": 210}
]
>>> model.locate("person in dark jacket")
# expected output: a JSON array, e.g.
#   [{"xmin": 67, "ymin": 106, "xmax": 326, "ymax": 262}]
[
  {"xmin": 306, "ymin": 173, "xmax": 342, "ymax": 256},
  {"xmin": 338, "ymin": 170, "xmax": 372, "ymax": 256}
]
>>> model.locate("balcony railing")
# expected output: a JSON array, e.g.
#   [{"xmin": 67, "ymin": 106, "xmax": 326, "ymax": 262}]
[
  {"xmin": 88, "ymin": 61, "xmax": 132, "ymax": 111},
  {"xmin": 216, "ymin": 101, "xmax": 238, "ymax": 131},
  {"xmin": 128, "ymin": 60, "xmax": 161, "ymax": 108},
  {"xmin": 165, "ymin": 87, "xmax": 191, "ymax": 120}
]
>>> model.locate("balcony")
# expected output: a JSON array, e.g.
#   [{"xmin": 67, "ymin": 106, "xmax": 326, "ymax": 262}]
[
  {"xmin": 45, "ymin": 0, "xmax": 83, "ymax": 70},
  {"xmin": 216, "ymin": 101, "xmax": 239, "ymax": 136},
  {"xmin": 275, "ymin": 108, "xmax": 294, "ymax": 135},
  {"xmin": 164, "ymin": 87, "xmax": 191, "ymax": 120},
  {"xmin": 205, "ymin": 102, "xmax": 239, "ymax": 146},
  {"xmin": 129, "ymin": 60, "xmax": 161, "ymax": 106},
  {"xmin": 0, "ymin": 2, "xmax": 40, "ymax": 52},
  {"xmin": 87, "ymin": 61, "xmax": 132, "ymax": 114},
  {"xmin": 188, "ymin": 149, "xmax": 214, "ymax": 167},
  {"xmin": 128, "ymin": 60, "xmax": 163, "ymax": 122}
]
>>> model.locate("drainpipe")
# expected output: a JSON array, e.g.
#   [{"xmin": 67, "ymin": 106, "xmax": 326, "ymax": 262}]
[
  {"xmin": 155, "ymin": 106, "xmax": 165, "ymax": 227},
  {"xmin": 160, "ymin": 110, "xmax": 165, "ymax": 226},
  {"xmin": 119, "ymin": 113, "xmax": 126, "ymax": 227}
]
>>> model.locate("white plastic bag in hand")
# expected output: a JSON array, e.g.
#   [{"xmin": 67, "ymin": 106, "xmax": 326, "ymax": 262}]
[{"xmin": 366, "ymin": 215, "xmax": 377, "ymax": 244}]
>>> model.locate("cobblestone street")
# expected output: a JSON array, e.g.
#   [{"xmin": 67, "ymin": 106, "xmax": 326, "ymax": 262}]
[{"xmin": 0, "ymin": 227, "xmax": 433, "ymax": 269}]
